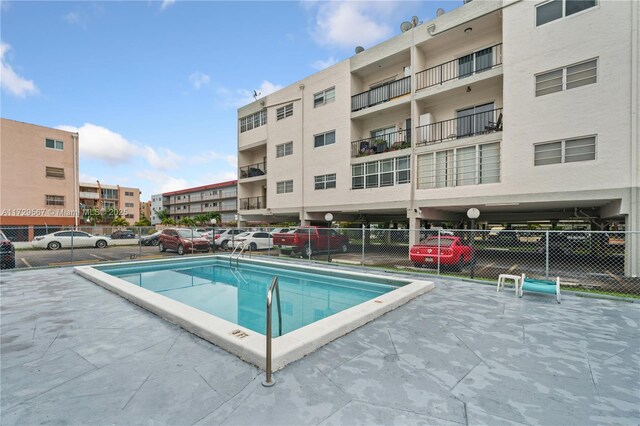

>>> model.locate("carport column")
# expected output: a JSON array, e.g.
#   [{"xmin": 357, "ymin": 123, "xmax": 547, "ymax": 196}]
[{"xmin": 407, "ymin": 214, "xmax": 422, "ymax": 247}]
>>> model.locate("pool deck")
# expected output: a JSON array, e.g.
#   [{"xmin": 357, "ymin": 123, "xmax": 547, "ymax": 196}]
[{"xmin": 1, "ymin": 265, "xmax": 639, "ymax": 425}]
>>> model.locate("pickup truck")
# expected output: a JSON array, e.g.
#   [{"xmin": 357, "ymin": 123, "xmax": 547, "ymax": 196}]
[{"xmin": 272, "ymin": 227, "xmax": 349, "ymax": 257}]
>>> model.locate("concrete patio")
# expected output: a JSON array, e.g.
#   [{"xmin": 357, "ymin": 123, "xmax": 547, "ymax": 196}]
[{"xmin": 1, "ymin": 266, "xmax": 639, "ymax": 425}]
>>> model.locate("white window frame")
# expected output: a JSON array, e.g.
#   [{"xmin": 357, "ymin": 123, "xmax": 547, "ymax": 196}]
[
  {"xmin": 351, "ymin": 156, "xmax": 411, "ymax": 190},
  {"xmin": 276, "ymin": 142, "xmax": 293, "ymax": 158},
  {"xmin": 239, "ymin": 109, "xmax": 267, "ymax": 133},
  {"xmin": 535, "ymin": 58, "xmax": 598, "ymax": 97},
  {"xmin": 276, "ymin": 180, "xmax": 293, "ymax": 194},
  {"xmin": 314, "ymin": 173, "xmax": 336, "ymax": 190},
  {"xmin": 535, "ymin": 0, "xmax": 598, "ymax": 27},
  {"xmin": 45, "ymin": 195, "xmax": 65, "ymax": 206},
  {"xmin": 314, "ymin": 130, "xmax": 336, "ymax": 148},
  {"xmin": 533, "ymin": 135, "xmax": 596, "ymax": 166},
  {"xmin": 45, "ymin": 139, "xmax": 64, "ymax": 150},
  {"xmin": 276, "ymin": 103, "xmax": 293, "ymax": 121},
  {"xmin": 313, "ymin": 87, "xmax": 335, "ymax": 108}
]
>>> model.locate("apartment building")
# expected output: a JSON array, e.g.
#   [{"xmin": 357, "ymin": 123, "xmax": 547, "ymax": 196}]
[
  {"xmin": 237, "ymin": 0, "xmax": 639, "ymax": 275},
  {"xmin": 0, "ymin": 118, "xmax": 79, "ymax": 241},
  {"xmin": 140, "ymin": 201, "xmax": 151, "ymax": 222},
  {"xmin": 162, "ymin": 181, "xmax": 238, "ymax": 224},
  {"xmin": 150, "ymin": 193, "xmax": 163, "ymax": 224},
  {"xmin": 79, "ymin": 182, "xmax": 141, "ymax": 224}
]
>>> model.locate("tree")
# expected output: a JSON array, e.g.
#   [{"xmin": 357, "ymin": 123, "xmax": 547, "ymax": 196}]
[
  {"xmin": 156, "ymin": 209, "xmax": 170, "ymax": 221},
  {"xmin": 192, "ymin": 214, "xmax": 209, "ymax": 226},
  {"xmin": 179, "ymin": 217, "xmax": 196, "ymax": 227},
  {"xmin": 111, "ymin": 216, "xmax": 130, "ymax": 227},
  {"xmin": 134, "ymin": 216, "xmax": 151, "ymax": 227},
  {"xmin": 161, "ymin": 217, "xmax": 176, "ymax": 225},
  {"xmin": 205, "ymin": 212, "xmax": 221, "ymax": 225}
]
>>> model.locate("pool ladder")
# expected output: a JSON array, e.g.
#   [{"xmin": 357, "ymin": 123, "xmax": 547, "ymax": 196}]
[
  {"xmin": 229, "ymin": 242, "xmax": 251, "ymax": 267},
  {"xmin": 262, "ymin": 275, "xmax": 282, "ymax": 387}
]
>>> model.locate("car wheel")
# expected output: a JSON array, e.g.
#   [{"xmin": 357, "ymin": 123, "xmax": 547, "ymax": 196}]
[
  {"xmin": 95, "ymin": 240, "xmax": 107, "ymax": 249},
  {"xmin": 249, "ymin": 242, "xmax": 257, "ymax": 251},
  {"xmin": 177, "ymin": 245, "xmax": 184, "ymax": 255},
  {"xmin": 152, "ymin": 239, "xmax": 160, "ymax": 246},
  {"xmin": 48, "ymin": 241, "xmax": 61, "ymax": 250},
  {"xmin": 340, "ymin": 243, "xmax": 348, "ymax": 253},
  {"xmin": 413, "ymin": 262, "xmax": 422, "ymax": 268},
  {"xmin": 159, "ymin": 242, "xmax": 166, "ymax": 252},
  {"xmin": 303, "ymin": 244, "xmax": 313, "ymax": 258},
  {"xmin": 455, "ymin": 257, "xmax": 465, "ymax": 272},
  {"xmin": 280, "ymin": 249, "xmax": 291, "ymax": 256},
  {"xmin": 221, "ymin": 240, "xmax": 229, "ymax": 250}
]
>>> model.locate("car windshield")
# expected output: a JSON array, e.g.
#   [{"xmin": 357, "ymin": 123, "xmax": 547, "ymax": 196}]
[
  {"xmin": 177, "ymin": 230, "xmax": 202, "ymax": 238},
  {"xmin": 420, "ymin": 238, "xmax": 454, "ymax": 247},
  {"xmin": 236, "ymin": 232, "xmax": 251, "ymax": 238}
]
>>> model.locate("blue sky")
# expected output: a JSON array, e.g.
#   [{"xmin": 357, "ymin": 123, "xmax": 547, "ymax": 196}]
[{"xmin": 1, "ymin": 0, "xmax": 456, "ymax": 200}]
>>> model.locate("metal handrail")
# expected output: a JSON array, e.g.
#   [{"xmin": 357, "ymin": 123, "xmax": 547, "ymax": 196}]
[
  {"xmin": 229, "ymin": 241, "xmax": 251, "ymax": 267},
  {"xmin": 262, "ymin": 275, "xmax": 282, "ymax": 387}
]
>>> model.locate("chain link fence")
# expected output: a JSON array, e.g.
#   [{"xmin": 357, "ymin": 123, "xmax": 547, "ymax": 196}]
[{"xmin": 1, "ymin": 225, "xmax": 637, "ymax": 299}]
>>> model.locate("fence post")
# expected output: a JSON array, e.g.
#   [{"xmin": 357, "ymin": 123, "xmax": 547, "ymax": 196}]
[
  {"xmin": 138, "ymin": 226, "xmax": 142, "ymax": 257},
  {"xmin": 70, "ymin": 226, "xmax": 74, "ymax": 264},
  {"xmin": 361, "ymin": 225, "xmax": 365, "ymax": 266},
  {"xmin": 437, "ymin": 229, "xmax": 441, "ymax": 276},
  {"xmin": 545, "ymin": 230, "xmax": 550, "ymax": 279}
]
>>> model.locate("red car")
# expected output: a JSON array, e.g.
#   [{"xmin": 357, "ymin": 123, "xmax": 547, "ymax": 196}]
[
  {"xmin": 409, "ymin": 236, "xmax": 474, "ymax": 270},
  {"xmin": 158, "ymin": 228, "xmax": 210, "ymax": 255}
]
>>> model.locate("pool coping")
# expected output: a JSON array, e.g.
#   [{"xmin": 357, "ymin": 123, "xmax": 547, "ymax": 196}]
[{"xmin": 74, "ymin": 255, "xmax": 434, "ymax": 371}]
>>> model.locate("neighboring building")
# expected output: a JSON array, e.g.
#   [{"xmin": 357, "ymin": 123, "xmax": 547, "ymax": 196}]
[
  {"xmin": 150, "ymin": 193, "xmax": 163, "ymax": 225},
  {"xmin": 237, "ymin": 0, "xmax": 639, "ymax": 275},
  {"xmin": 0, "ymin": 118, "xmax": 79, "ymax": 241},
  {"xmin": 162, "ymin": 181, "xmax": 238, "ymax": 224},
  {"xmin": 139, "ymin": 201, "xmax": 151, "ymax": 223},
  {"xmin": 79, "ymin": 182, "xmax": 141, "ymax": 224}
]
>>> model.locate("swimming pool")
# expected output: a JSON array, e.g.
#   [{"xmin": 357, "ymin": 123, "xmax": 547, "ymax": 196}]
[{"xmin": 75, "ymin": 256, "xmax": 433, "ymax": 370}]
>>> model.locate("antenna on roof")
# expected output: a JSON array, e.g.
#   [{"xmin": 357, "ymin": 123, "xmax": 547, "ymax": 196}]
[
  {"xmin": 436, "ymin": 8, "xmax": 445, "ymax": 16},
  {"xmin": 411, "ymin": 16, "xmax": 421, "ymax": 26},
  {"xmin": 400, "ymin": 21, "xmax": 413, "ymax": 32},
  {"xmin": 355, "ymin": 46, "xmax": 365, "ymax": 54},
  {"xmin": 253, "ymin": 90, "xmax": 262, "ymax": 101}
]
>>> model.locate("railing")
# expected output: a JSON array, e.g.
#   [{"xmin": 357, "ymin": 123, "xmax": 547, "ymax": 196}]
[
  {"xmin": 262, "ymin": 276, "xmax": 282, "ymax": 387},
  {"xmin": 239, "ymin": 196, "xmax": 265, "ymax": 210},
  {"xmin": 351, "ymin": 76, "xmax": 411, "ymax": 112},
  {"xmin": 415, "ymin": 43, "xmax": 503, "ymax": 91},
  {"xmin": 350, "ymin": 129, "xmax": 412, "ymax": 158},
  {"xmin": 229, "ymin": 241, "xmax": 251, "ymax": 267},
  {"xmin": 415, "ymin": 108, "xmax": 503, "ymax": 147},
  {"xmin": 239, "ymin": 162, "xmax": 266, "ymax": 179},
  {"xmin": 79, "ymin": 192, "xmax": 99, "ymax": 199}
]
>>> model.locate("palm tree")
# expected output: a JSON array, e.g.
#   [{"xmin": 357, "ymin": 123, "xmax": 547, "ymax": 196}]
[
  {"xmin": 179, "ymin": 217, "xmax": 196, "ymax": 227},
  {"xmin": 161, "ymin": 217, "xmax": 176, "ymax": 225},
  {"xmin": 193, "ymin": 214, "xmax": 209, "ymax": 226},
  {"xmin": 134, "ymin": 216, "xmax": 151, "ymax": 226},
  {"xmin": 205, "ymin": 212, "xmax": 221, "ymax": 225},
  {"xmin": 111, "ymin": 216, "xmax": 130, "ymax": 227}
]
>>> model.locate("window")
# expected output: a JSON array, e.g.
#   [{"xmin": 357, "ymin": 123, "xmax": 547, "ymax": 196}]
[
  {"xmin": 417, "ymin": 143, "xmax": 500, "ymax": 189},
  {"xmin": 352, "ymin": 156, "xmax": 411, "ymax": 190},
  {"xmin": 536, "ymin": 0, "xmax": 596, "ymax": 26},
  {"xmin": 45, "ymin": 139, "xmax": 64, "ymax": 150},
  {"xmin": 101, "ymin": 189, "xmax": 118, "ymax": 199},
  {"xmin": 536, "ymin": 59, "xmax": 597, "ymax": 96},
  {"xmin": 314, "ymin": 87, "xmax": 335, "ymax": 108},
  {"xmin": 45, "ymin": 166, "xmax": 65, "ymax": 178},
  {"xmin": 45, "ymin": 195, "xmax": 65, "ymax": 206},
  {"xmin": 125, "ymin": 214, "xmax": 134, "ymax": 219},
  {"xmin": 239, "ymin": 109, "xmax": 267, "ymax": 133},
  {"xmin": 276, "ymin": 103, "xmax": 293, "ymax": 120},
  {"xmin": 534, "ymin": 136, "xmax": 595, "ymax": 166},
  {"xmin": 276, "ymin": 142, "xmax": 293, "ymax": 158},
  {"xmin": 125, "ymin": 203, "xmax": 134, "ymax": 208},
  {"xmin": 314, "ymin": 130, "xmax": 335, "ymax": 148},
  {"xmin": 458, "ymin": 46, "xmax": 494, "ymax": 78},
  {"xmin": 125, "ymin": 191, "xmax": 134, "ymax": 197},
  {"xmin": 276, "ymin": 180, "xmax": 293, "ymax": 194},
  {"xmin": 314, "ymin": 174, "xmax": 336, "ymax": 190}
]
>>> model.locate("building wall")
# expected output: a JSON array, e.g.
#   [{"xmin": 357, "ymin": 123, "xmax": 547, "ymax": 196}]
[
  {"xmin": 119, "ymin": 186, "xmax": 141, "ymax": 223},
  {"xmin": 163, "ymin": 181, "xmax": 238, "ymax": 225},
  {"xmin": 150, "ymin": 193, "xmax": 163, "ymax": 224},
  {"xmin": 0, "ymin": 118, "xmax": 79, "ymax": 230}
]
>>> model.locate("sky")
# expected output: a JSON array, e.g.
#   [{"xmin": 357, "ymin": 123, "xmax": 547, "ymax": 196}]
[{"xmin": 1, "ymin": 0, "xmax": 457, "ymax": 200}]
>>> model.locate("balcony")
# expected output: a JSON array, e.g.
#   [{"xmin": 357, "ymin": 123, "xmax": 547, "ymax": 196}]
[
  {"xmin": 239, "ymin": 196, "xmax": 265, "ymax": 211},
  {"xmin": 79, "ymin": 192, "xmax": 99, "ymax": 199},
  {"xmin": 350, "ymin": 129, "xmax": 411, "ymax": 158},
  {"xmin": 351, "ymin": 76, "xmax": 411, "ymax": 112},
  {"xmin": 239, "ymin": 162, "xmax": 266, "ymax": 179},
  {"xmin": 416, "ymin": 44, "xmax": 503, "ymax": 91},
  {"xmin": 415, "ymin": 108, "xmax": 503, "ymax": 147}
]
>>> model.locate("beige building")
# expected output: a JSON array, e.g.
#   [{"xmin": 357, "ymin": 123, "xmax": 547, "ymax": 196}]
[
  {"xmin": 163, "ymin": 181, "xmax": 238, "ymax": 224},
  {"xmin": 0, "ymin": 118, "xmax": 79, "ymax": 241},
  {"xmin": 140, "ymin": 201, "xmax": 151, "ymax": 222},
  {"xmin": 79, "ymin": 182, "xmax": 141, "ymax": 224},
  {"xmin": 237, "ymin": 0, "xmax": 639, "ymax": 275}
]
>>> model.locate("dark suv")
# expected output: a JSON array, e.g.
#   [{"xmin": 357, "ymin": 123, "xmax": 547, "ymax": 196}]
[
  {"xmin": 111, "ymin": 230, "xmax": 136, "ymax": 239},
  {"xmin": 0, "ymin": 231, "xmax": 16, "ymax": 269},
  {"xmin": 158, "ymin": 228, "xmax": 210, "ymax": 255}
]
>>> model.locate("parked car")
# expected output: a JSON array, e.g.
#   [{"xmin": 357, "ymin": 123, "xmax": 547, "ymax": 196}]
[
  {"xmin": 140, "ymin": 231, "xmax": 162, "ymax": 246},
  {"xmin": 32, "ymin": 231, "xmax": 109, "ymax": 250},
  {"xmin": 230, "ymin": 231, "xmax": 274, "ymax": 251},
  {"xmin": 409, "ymin": 236, "xmax": 474, "ymax": 271},
  {"xmin": 213, "ymin": 229, "xmax": 246, "ymax": 250},
  {"xmin": 111, "ymin": 230, "xmax": 136, "ymax": 239},
  {"xmin": 269, "ymin": 228, "xmax": 290, "ymax": 236},
  {"xmin": 158, "ymin": 228, "xmax": 210, "ymax": 255},
  {"xmin": 0, "ymin": 231, "xmax": 16, "ymax": 269},
  {"xmin": 273, "ymin": 227, "xmax": 349, "ymax": 257},
  {"xmin": 537, "ymin": 234, "xmax": 574, "ymax": 256}
]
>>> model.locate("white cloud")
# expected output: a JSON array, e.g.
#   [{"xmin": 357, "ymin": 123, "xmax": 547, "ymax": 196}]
[
  {"xmin": 63, "ymin": 12, "xmax": 80, "ymax": 24},
  {"xmin": 309, "ymin": 1, "xmax": 395, "ymax": 48},
  {"xmin": 191, "ymin": 151, "xmax": 237, "ymax": 168},
  {"xmin": 0, "ymin": 42, "xmax": 38, "ymax": 98},
  {"xmin": 236, "ymin": 80, "xmax": 284, "ymax": 107},
  {"xmin": 311, "ymin": 56, "xmax": 339, "ymax": 70},
  {"xmin": 188, "ymin": 71, "xmax": 210, "ymax": 90},
  {"xmin": 160, "ymin": 0, "xmax": 175, "ymax": 11},
  {"xmin": 57, "ymin": 123, "xmax": 142, "ymax": 165},
  {"xmin": 143, "ymin": 146, "xmax": 182, "ymax": 170},
  {"xmin": 137, "ymin": 170, "xmax": 189, "ymax": 193},
  {"xmin": 79, "ymin": 172, "xmax": 99, "ymax": 183}
]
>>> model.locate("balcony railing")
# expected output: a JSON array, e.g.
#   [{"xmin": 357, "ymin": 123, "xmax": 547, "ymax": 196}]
[
  {"xmin": 239, "ymin": 196, "xmax": 265, "ymax": 211},
  {"xmin": 415, "ymin": 108, "xmax": 503, "ymax": 147},
  {"xmin": 79, "ymin": 192, "xmax": 99, "ymax": 199},
  {"xmin": 239, "ymin": 162, "xmax": 266, "ymax": 179},
  {"xmin": 350, "ymin": 129, "xmax": 412, "ymax": 158},
  {"xmin": 416, "ymin": 43, "xmax": 503, "ymax": 91},
  {"xmin": 351, "ymin": 76, "xmax": 411, "ymax": 112}
]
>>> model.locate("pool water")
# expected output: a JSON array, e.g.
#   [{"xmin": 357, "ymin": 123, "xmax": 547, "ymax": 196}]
[{"xmin": 99, "ymin": 259, "xmax": 399, "ymax": 336}]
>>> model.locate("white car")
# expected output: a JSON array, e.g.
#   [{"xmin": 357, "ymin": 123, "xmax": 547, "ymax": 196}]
[
  {"xmin": 214, "ymin": 229, "xmax": 246, "ymax": 249},
  {"xmin": 230, "ymin": 231, "xmax": 273, "ymax": 251},
  {"xmin": 32, "ymin": 230, "xmax": 109, "ymax": 250}
]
